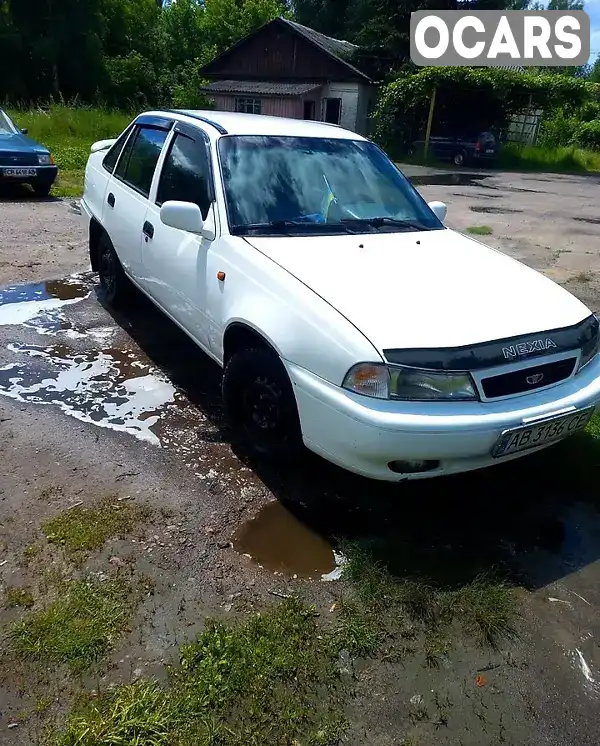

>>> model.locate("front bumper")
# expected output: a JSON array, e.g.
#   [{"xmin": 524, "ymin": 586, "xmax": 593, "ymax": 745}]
[
  {"xmin": 0, "ymin": 165, "xmax": 58, "ymax": 187},
  {"xmin": 286, "ymin": 356, "xmax": 600, "ymax": 481}
]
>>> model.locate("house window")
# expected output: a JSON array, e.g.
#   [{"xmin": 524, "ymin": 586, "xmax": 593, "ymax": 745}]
[
  {"xmin": 323, "ymin": 97, "xmax": 342, "ymax": 125},
  {"xmin": 235, "ymin": 97, "xmax": 262, "ymax": 114}
]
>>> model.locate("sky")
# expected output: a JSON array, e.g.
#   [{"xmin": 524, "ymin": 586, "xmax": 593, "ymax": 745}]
[{"xmin": 587, "ymin": 0, "xmax": 600, "ymax": 63}]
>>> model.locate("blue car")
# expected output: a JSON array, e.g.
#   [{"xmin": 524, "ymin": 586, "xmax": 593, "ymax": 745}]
[{"xmin": 0, "ymin": 109, "xmax": 58, "ymax": 197}]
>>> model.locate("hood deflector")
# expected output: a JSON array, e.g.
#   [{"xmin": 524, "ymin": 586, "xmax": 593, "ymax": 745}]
[{"xmin": 383, "ymin": 314, "xmax": 599, "ymax": 371}]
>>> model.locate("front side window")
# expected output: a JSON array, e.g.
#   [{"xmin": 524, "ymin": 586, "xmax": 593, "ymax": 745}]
[
  {"xmin": 235, "ymin": 97, "xmax": 262, "ymax": 115},
  {"xmin": 218, "ymin": 135, "xmax": 444, "ymax": 236},
  {"xmin": 156, "ymin": 133, "xmax": 212, "ymax": 218},
  {"xmin": 115, "ymin": 126, "xmax": 169, "ymax": 197},
  {"xmin": 0, "ymin": 110, "xmax": 17, "ymax": 135},
  {"xmin": 102, "ymin": 125, "xmax": 133, "ymax": 174}
]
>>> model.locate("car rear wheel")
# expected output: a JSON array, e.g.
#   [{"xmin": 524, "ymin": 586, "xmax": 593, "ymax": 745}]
[
  {"xmin": 33, "ymin": 183, "xmax": 52, "ymax": 198},
  {"xmin": 453, "ymin": 151, "xmax": 466, "ymax": 166},
  {"xmin": 98, "ymin": 233, "xmax": 129, "ymax": 308},
  {"xmin": 222, "ymin": 347, "xmax": 304, "ymax": 462}
]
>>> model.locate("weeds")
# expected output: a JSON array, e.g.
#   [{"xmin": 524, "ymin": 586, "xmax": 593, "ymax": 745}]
[
  {"xmin": 467, "ymin": 225, "xmax": 493, "ymax": 236},
  {"xmin": 498, "ymin": 142, "xmax": 600, "ymax": 173},
  {"xmin": 10, "ymin": 577, "xmax": 136, "ymax": 673},
  {"xmin": 5, "ymin": 586, "xmax": 34, "ymax": 609},
  {"xmin": 340, "ymin": 542, "xmax": 517, "ymax": 651},
  {"xmin": 573, "ymin": 271, "xmax": 593, "ymax": 283},
  {"xmin": 42, "ymin": 496, "xmax": 149, "ymax": 564},
  {"xmin": 55, "ymin": 598, "xmax": 348, "ymax": 746}
]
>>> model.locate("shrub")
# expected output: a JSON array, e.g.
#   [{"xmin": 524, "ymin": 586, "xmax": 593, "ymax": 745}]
[{"xmin": 573, "ymin": 120, "xmax": 600, "ymax": 151}]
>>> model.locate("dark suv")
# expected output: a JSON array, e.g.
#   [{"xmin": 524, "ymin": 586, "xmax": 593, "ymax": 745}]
[{"xmin": 412, "ymin": 131, "xmax": 499, "ymax": 167}]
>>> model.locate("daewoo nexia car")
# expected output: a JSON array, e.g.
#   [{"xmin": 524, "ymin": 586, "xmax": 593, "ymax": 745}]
[
  {"xmin": 0, "ymin": 109, "xmax": 58, "ymax": 196},
  {"xmin": 79, "ymin": 110, "xmax": 600, "ymax": 481}
]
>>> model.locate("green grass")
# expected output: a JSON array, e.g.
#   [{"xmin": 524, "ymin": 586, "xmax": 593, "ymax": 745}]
[
  {"xmin": 498, "ymin": 142, "xmax": 600, "ymax": 174},
  {"xmin": 7, "ymin": 104, "xmax": 132, "ymax": 198},
  {"xmin": 467, "ymin": 225, "xmax": 493, "ymax": 236},
  {"xmin": 54, "ymin": 598, "xmax": 348, "ymax": 746},
  {"xmin": 341, "ymin": 542, "xmax": 517, "ymax": 650},
  {"xmin": 5, "ymin": 587, "xmax": 34, "ymax": 609},
  {"xmin": 10, "ymin": 577, "xmax": 136, "ymax": 674},
  {"xmin": 42, "ymin": 496, "xmax": 149, "ymax": 565}
]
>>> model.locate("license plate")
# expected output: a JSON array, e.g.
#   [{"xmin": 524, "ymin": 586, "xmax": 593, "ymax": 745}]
[
  {"xmin": 492, "ymin": 407, "xmax": 594, "ymax": 458},
  {"xmin": 485, "ymin": 148, "xmax": 494, "ymax": 154},
  {"xmin": 2, "ymin": 168, "xmax": 37, "ymax": 177}
]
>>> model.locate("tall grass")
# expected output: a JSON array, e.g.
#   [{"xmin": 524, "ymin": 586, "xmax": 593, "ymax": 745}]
[
  {"xmin": 498, "ymin": 141, "xmax": 600, "ymax": 173},
  {"xmin": 6, "ymin": 103, "xmax": 133, "ymax": 196}
]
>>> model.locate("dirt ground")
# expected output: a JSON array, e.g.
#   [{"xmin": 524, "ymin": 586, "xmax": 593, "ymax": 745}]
[{"xmin": 1, "ymin": 171, "xmax": 600, "ymax": 744}]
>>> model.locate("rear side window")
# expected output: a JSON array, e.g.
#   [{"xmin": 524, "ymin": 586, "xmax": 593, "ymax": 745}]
[
  {"xmin": 102, "ymin": 126, "xmax": 133, "ymax": 174},
  {"xmin": 115, "ymin": 126, "xmax": 169, "ymax": 197},
  {"xmin": 156, "ymin": 133, "xmax": 212, "ymax": 218}
]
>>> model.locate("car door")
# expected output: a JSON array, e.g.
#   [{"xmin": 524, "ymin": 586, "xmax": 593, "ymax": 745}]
[
  {"xmin": 141, "ymin": 121, "xmax": 216, "ymax": 348},
  {"xmin": 101, "ymin": 116, "xmax": 171, "ymax": 280}
]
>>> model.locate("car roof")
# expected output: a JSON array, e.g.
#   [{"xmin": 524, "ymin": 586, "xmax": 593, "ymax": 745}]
[{"xmin": 145, "ymin": 109, "xmax": 368, "ymax": 141}]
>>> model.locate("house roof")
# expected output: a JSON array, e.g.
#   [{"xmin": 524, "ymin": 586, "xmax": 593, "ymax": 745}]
[
  {"xmin": 200, "ymin": 80, "xmax": 323, "ymax": 97},
  {"xmin": 199, "ymin": 17, "xmax": 373, "ymax": 83},
  {"xmin": 281, "ymin": 19, "xmax": 358, "ymax": 61}
]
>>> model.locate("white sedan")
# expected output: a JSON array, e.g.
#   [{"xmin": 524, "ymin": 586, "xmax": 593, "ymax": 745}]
[{"xmin": 80, "ymin": 110, "xmax": 600, "ymax": 481}]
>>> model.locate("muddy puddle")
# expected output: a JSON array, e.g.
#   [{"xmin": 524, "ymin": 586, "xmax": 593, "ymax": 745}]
[
  {"xmin": 409, "ymin": 172, "xmax": 488, "ymax": 187},
  {"xmin": 233, "ymin": 501, "xmax": 345, "ymax": 580},
  {"xmin": 0, "ymin": 274, "xmax": 95, "ymax": 334},
  {"xmin": 470, "ymin": 205, "xmax": 523, "ymax": 215}
]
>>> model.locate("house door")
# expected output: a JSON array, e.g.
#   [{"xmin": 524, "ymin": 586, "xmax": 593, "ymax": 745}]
[
  {"xmin": 323, "ymin": 97, "xmax": 342, "ymax": 124},
  {"xmin": 303, "ymin": 100, "xmax": 316, "ymax": 120}
]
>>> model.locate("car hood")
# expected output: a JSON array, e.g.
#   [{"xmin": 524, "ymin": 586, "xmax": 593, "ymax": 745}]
[
  {"xmin": 0, "ymin": 133, "xmax": 48, "ymax": 154},
  {"xmin": 245, "ymin": 228, "xmax": 591, "ymax": 352}
]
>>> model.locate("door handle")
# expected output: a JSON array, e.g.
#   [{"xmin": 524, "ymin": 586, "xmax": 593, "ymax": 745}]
[
  {"xmin": 143, "ymin": 221, "xmax": 154, "ymax": 240},
  {"xmin": 107, "ymin": 192, "xmax": 115, "ymax": 208}
]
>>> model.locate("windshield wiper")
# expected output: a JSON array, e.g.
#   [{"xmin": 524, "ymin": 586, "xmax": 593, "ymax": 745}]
[
  {"xmin": 234, "ymin": 220, "xmax": 353, "ymax": 235},
  {"xmin": 341, "ymin": 217, "xmax": 433, "ymax": 231}
]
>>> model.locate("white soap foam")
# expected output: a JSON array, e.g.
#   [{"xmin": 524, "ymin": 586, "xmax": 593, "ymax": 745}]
[
  {"xmin": 0, "ymin": 296, "xmax": 85, "ymax": 326},
  {"xmin": 0, "ymin": 344, "xmax": 176, "ymax": 445}
]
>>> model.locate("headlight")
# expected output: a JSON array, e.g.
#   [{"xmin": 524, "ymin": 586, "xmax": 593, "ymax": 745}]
[
  {"xmin": 38, "ymin": 154, "xmax": 54, "ymax": 165},
  {"xmin": 578, "ymin": 317, "xmax": 600, "ymax": 371},
  {"xmin": 343, "ymin": 363, "xmax": 478, "ymax": 401}
]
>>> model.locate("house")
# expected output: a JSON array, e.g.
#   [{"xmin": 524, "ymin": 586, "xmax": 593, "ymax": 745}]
[{"xmin": 198, "ymin": 17, "xmax": 375, "ymax": 135}]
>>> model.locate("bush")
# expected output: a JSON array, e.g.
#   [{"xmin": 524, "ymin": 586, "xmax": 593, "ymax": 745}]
[
  {"xmin": 104, "ymin": 52, "xmax": 159, "ymax": 108},
  {"xmin": 573, "ymin": 120, "xmax": 600, "ymax": 151},
  {"xmin": 372, "ymin": 67, "xmax": 599, "ymax": 157},
  {"xmin": 537, "ymin": 110, "xmax": 580, "ymax": 149}
]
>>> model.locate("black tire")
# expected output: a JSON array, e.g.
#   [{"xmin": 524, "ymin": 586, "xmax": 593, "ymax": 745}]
[
  {"xmin": 33, "ymin": 182, "xmax": 52, "ymax": 198},
  {"xmin": 97, "ymin": 233, "xmax": 129, "ymax": 308},
  {"xmin": 222, "ymin": 347, "xmax": 304, "ymax": 462},
  {"xmin": 453, "ymin": 151, "xmax": 466, "ymax": 167}
]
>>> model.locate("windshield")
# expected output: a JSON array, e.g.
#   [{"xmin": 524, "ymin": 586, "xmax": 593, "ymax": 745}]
[
  {"xmin": 0, "ymin": 110, "xmax": 17, "ymax": 136},
  {"xmin": 218, "ymin": 135, "xmax": 444, "ymax": 235}
]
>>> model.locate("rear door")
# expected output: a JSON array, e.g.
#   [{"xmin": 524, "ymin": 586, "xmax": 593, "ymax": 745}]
[
  {"xmin": 101, "ymin": 116, "xmax": 172, "ymax": 280},
  {"xmin": 141, "ymin": 121, "xmax": 216, "ymax": 346}
]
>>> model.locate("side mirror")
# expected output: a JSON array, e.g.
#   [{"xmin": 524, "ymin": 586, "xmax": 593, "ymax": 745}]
[
  {"xmin": 21, "ymin": 128, "xmax": 28, "ymax": 135},
  {"xmin": 428, "ymin": 201, "xmax": 447, "ymax": 223},
  {"xmin": 160, "ymin": 200, "xmax": 205, "ymax": 234},
  {"xmin": 91, "ymin": 138, "xmax": 116, "ymax": 153}
]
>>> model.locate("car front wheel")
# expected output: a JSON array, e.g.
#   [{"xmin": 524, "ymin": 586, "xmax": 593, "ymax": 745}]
[
  {"xmin": 453, "ymin": 151, "xmax": 466, "ymax": 166},
  {"xmin": 222, "ymin": 347, "xmax": 304, "ymax": 462},
  {"xmin": 98, "ymin": 234, "xmax": 129, "ymax": 308}
]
